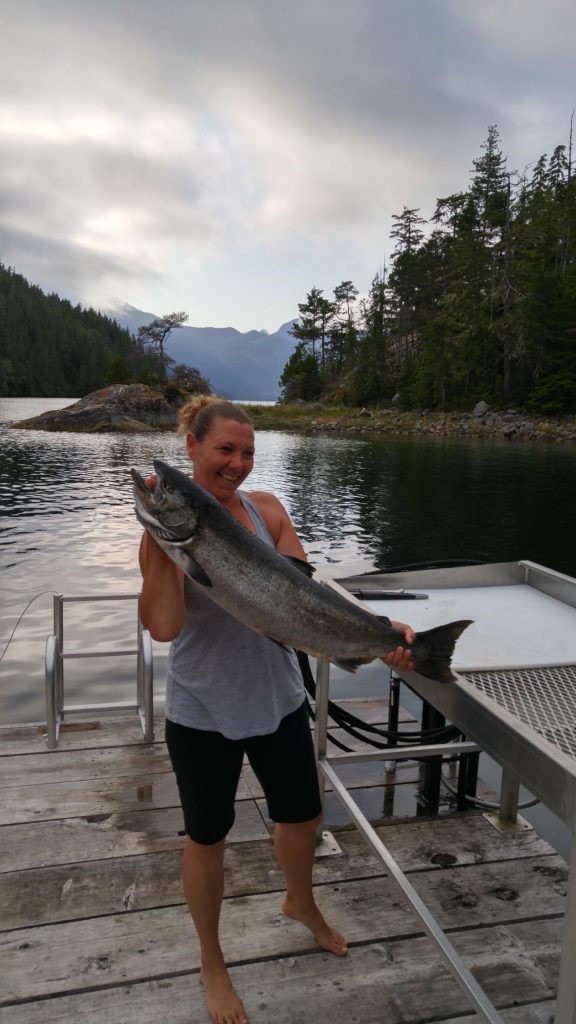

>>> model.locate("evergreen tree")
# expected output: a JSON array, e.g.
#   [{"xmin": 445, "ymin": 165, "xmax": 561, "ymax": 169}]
[
  {"xmin": 350, "ymin": 271, "xmax": 393, "ymax": 404},
  {"xmin": 279, "ymin": 342, "xmax": 322, "ymax": 401},
  {"xmin": 330, "ymin": 280, "xmax": 359, "ymax": 376},
  {"xmin": 288, "ymin": 286, "xmax": 337, "ymax": 374},
  {"xmin": 387, "ymin": 206, "xmax": 427, "ymax": 363},
  {"xmin": 137, "ymin": 311, "xmax": 189, "ymax": 379}
]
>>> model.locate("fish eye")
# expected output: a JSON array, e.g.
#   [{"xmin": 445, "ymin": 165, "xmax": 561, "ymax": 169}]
[{"xmin": 163, "ymin": 481, "xmax": 173, "ymax": 494}]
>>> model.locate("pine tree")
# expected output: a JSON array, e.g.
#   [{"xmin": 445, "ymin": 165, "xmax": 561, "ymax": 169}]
[{"xmin": 137, "ymin": 311, "xmax": 189, "ymax": 379}]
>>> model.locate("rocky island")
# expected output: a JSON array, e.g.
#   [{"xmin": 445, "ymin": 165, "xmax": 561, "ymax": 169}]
[{"xmin": 11, "ymin": 383, "xmax": 191, "ymax": 432}]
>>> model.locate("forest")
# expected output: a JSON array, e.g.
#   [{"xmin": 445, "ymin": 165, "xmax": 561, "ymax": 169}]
[
  {"xmin": 0, "ymin": 264, "xmax": 149, "ymax": 396},
  {"xmin": 281, "ymin": 125, "xmax": 576, "ymax": 414},
  {"xmin": 0, "ymin": 267, "xmax": 209, "ymax": 396}
]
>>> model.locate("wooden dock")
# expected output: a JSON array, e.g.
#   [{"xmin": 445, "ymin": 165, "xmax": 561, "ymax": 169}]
[{"xmin": 0, "ymin": 698, "xmax": 566, "ymax": 1023}]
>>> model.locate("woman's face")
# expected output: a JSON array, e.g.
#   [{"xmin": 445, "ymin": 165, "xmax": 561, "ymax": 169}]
[{"xmin": 186, "ymin": 417, "xmax": 255, "ymax": 501}]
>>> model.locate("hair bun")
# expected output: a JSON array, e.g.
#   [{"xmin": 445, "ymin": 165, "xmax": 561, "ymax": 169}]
[{"xmin": 177, "ymin": 395, "xmax": 253, "ymax": 439}]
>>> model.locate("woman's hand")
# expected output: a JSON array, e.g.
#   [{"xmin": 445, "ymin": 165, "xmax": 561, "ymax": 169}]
[{"xmin": 381, "ymin": 621, "xmax": 416, "ymax": 672}]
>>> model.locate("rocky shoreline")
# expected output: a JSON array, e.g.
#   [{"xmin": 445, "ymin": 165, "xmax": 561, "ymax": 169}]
[
  {"xmin": 10, "ymin": 386, "xmax": 576, "ymax": 443},
  {"xmin": 252, "ymin": 402, "xmax": 576, "ymax": 444}
]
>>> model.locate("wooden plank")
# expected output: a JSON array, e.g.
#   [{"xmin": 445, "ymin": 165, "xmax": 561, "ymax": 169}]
[
  {"xmin": 0, "ymin": 857, "xmax": 566, "ymax": 1003},
  {"xmin": 0, "ymin": 772, "xmax": 178, "ymax": 826},
  {"xmin": 0, "ymin": 743, "xmax": 174, "ymax": 788},
  {"xmin": 0, "ymin": 919, "xmax": 561, "ymax": 1020},
  {"xmin": 0, "ymin": 807, "xmax": 186, "ymax": 872},
  {"xmin": 0, "ymin": 815, "xmax": 558, "ymax": 930},
  {"xmin": 0, "ymin": 804, "xmax": 265, "ymax": 874},
  {"xmin": 0, "ymin": 799, "xmax": 269, "ymax": 877},
  {"xmin": 0, "ymin": 770, "xmax": 252, "ymax": 826},
  {"xmin": 0, "ymin": 716, "xmax": 167, "ymax": 757}
]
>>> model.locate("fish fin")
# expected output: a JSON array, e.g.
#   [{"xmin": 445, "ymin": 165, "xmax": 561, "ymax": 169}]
[
  {"xmin": 331, "ymin": 656, "xmax": 374, "ymax": 673},
  {"xmin": 181, "ymin": 556, "xmax": 213, "ymax": 588},
  {"xmin": 411, "ymin": 619, "xmax": 473, "ymax": 684},
  {"xmin": 283, "ymin": 554, "xmax": 315, "ymax": 578}
]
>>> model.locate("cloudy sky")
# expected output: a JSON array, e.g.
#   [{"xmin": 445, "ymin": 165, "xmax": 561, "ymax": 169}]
[{"xmin": 1, "ymin": 0, "xmax": 575, "ymax": 332}]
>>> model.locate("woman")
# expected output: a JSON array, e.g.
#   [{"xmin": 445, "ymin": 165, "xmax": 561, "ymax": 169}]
[{"xmin": 138, "ymin": 395, "xmax": 415, "ymax": 1024}]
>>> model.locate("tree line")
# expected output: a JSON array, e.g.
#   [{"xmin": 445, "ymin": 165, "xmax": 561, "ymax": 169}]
[
  {"xmin": 281, "ymin": 123, "xmax": 576, "ymax": 414},
  {"xmin": 0, "ymin": 264, "xmax": 209, "ymax": 397}
]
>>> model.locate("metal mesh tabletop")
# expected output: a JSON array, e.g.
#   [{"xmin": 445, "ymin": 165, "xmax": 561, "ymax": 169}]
[{"xmin": 463, "ymin": 664, "xmax": 576, "ymax": 762}]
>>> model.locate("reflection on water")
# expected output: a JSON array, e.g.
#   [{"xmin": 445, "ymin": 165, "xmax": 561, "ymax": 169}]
[{"xmin": 1, "ymin": 397, "xmax": 576, "ymax": 726}]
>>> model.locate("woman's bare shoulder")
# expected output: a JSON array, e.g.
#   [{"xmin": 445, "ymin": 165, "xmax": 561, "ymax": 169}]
[
  {"xmin": 243, "ymin": 490, "xmax": 284, "ymax": 528},
  {"xmin": 244, "ymin": 491, "xmax": 305, "ymax": 558},
  {"xmin": 245, "ymin": 489, "xmax": 283, "ymax": 509}
]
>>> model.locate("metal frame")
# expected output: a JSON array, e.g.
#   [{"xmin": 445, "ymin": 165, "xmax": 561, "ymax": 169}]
[
  {"xmin": 44, "ymin": 593, "xmax": 154, "ymax": 749},
  {"xmin": 312, "ymin": 656, "xmax": 503, "ymax": 1023},
  {"xmin": 314, "ymin": 561, "xmax": 576, "ymax": 1023}
]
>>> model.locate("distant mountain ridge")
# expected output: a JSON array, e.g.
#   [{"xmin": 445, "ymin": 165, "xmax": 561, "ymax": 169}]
[{"xmin": 110, "ymin": 303, "xmax": 297, "ymax": 400}]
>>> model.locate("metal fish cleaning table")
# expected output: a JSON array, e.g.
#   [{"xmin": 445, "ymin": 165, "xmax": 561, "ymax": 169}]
[{"xmin": 313, "ymin": 560, "xmax": 576, "ymax": 1024}]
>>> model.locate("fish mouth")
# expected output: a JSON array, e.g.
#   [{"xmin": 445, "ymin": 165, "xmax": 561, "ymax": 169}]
[
  {"xmin": 131, "ymin": 467, "xmax": 166, "ymax": 527},
  {"xmin": 130, "ymin": 468, "xmax": 154, "ymax": 505},
  {"xmin": 131, "ymin": 465, "xmax": 196, "ymax": 545},
  {"xmin": 131, "ymin": 468, "xmax": 161, "ymax": 531}
]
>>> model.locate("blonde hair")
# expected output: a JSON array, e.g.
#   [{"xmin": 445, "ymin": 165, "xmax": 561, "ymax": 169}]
[{"xmin": 177, "ymin": 394, "xmax": 253, "ymax": 440}]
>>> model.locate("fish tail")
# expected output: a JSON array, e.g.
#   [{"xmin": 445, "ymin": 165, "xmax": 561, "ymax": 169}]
[{"xmin": 411, "ymin": 619, "xmax": 473, "ymax": 684}]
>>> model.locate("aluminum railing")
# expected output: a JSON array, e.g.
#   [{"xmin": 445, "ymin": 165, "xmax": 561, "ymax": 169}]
[
  {"xmin": 313, "ymin": 653, "xmax": 505, "ymax": 1024},
  {"xmin": 44, "ymin": 592, "xmax": 154, "ymax": 749}
]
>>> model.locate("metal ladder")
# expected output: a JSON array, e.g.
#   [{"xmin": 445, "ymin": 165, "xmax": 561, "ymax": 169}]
[{"xmin": 44, "ymin": 593, "xmax": 154, "ymax": 749}]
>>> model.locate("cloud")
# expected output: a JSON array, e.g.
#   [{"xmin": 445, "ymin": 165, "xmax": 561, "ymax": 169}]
[{"xmin": 1, "ymin": 0, "xmax": 574, "ymax": 329}]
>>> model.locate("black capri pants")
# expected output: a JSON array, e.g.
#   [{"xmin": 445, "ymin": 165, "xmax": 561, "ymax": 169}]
[{"xmin": 165, "ymin": 700, "xmax": 322, "ymax": 845}]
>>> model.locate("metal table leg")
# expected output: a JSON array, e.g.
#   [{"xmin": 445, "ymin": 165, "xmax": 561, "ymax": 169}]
[
  {"xmin": 555, "ymin": 830, "xmax": 576, "ymax": 1023},
  {"xmin": 499, "ymin": 765, "xmax": 520, "ymax": 823}
]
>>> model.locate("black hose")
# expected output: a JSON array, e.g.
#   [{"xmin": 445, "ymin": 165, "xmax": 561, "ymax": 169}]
[
  {"xmin": 298, "ymin": 650, "xmax": 460, "ymax": 753},
  {"xmin": 299, "ymin": 557, "xmax": 489, "ymax": 756}
]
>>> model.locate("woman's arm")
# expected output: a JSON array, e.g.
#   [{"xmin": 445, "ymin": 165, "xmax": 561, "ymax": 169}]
[
  {"xmin": 137, "ymin": 478, "xmax": 186, "ymax": 642},
  {"xmin": 138, "ymin": 532, "xmax": 186, "ymax": 641}
]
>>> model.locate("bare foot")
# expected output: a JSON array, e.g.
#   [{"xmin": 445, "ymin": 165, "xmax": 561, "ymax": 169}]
[
  {"xmin": 282, "ymin": 896, "xmax": 348, "ymax": 956},
  {"xmin": 200, "ymin": 964, "xmax": 249, "ymax": 1024}
]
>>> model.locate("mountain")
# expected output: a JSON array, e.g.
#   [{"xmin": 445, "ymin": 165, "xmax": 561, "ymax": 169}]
[{"xmin": 110, "ymin": 304, "xmax": 297, "ymax": 400}]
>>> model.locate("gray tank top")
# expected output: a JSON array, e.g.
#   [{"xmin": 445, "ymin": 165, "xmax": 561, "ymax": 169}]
[{"xmin": 165, "ymin": 491, "xmax": 305, "ymax": 739}]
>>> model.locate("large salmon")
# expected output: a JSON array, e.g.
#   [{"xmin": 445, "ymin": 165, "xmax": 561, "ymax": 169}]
[{"xmin": 132, "ymin": 460, "xmax": 472, "ymax": 683}]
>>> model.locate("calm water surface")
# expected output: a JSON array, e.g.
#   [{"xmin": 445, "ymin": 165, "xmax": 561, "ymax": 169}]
[{"xmin": 1, "ymin": 397, "xmax": 575, "ymax": 855}]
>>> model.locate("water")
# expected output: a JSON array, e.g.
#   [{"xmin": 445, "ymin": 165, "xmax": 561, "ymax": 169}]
[{"xmin": 1, "ymin": 397, "xmax": 575, "ymax": 856}]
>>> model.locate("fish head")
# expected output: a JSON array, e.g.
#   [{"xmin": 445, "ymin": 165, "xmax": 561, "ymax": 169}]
[{"xmin": 131, "ymin": 460, "xmax": 205, "ymax": 543}]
